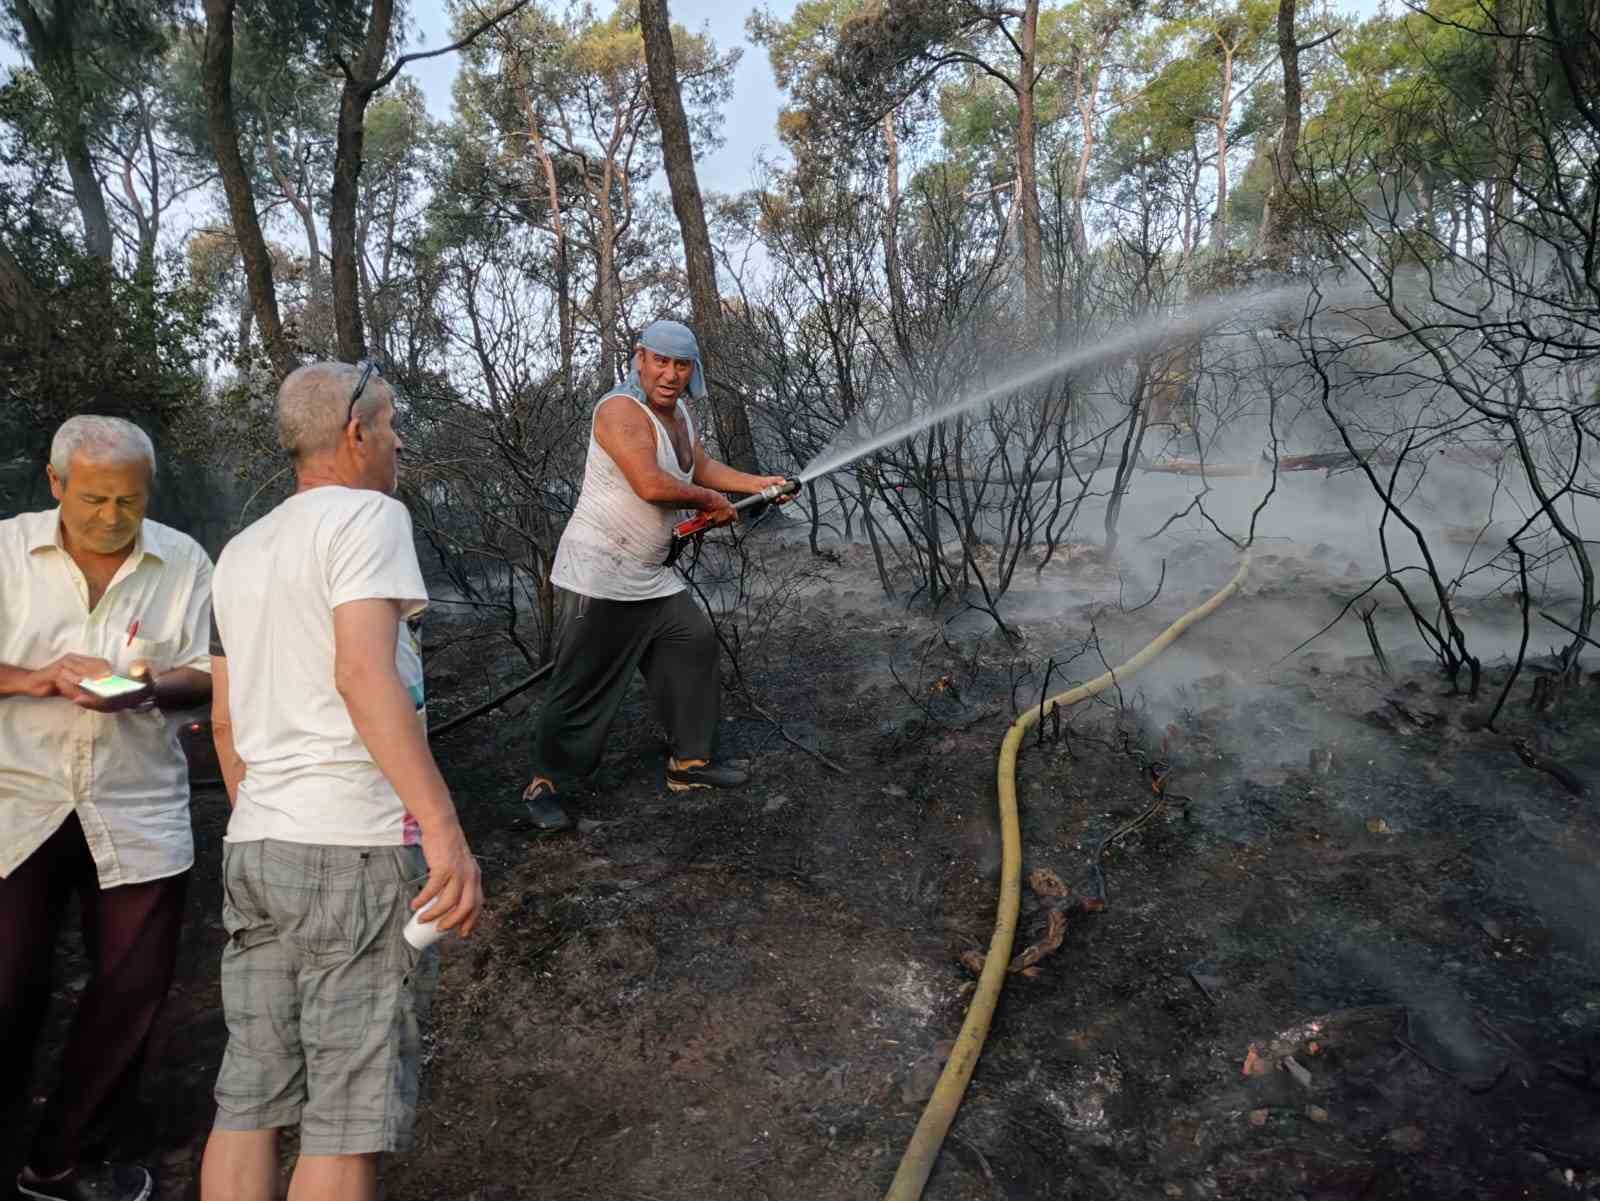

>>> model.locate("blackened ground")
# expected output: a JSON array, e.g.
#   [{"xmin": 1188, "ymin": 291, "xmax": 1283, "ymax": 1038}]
[{"xmin": 7, "ymin": 542, "xmax": 1599, "ymax": 1200}]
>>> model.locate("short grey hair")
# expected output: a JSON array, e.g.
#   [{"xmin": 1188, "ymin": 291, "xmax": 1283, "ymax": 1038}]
[
  {"xmin": 276, "ymin": 361, "xmax": 393, "ymax": 460},
  {"xmin": 50, "ymin": 416, "xmax": 158, "ymax": 483}
]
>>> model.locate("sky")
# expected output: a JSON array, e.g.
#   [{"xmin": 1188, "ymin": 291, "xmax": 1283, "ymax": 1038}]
[
  {"xmin": 0, "ymin": 3, "xmax": 803, "ymax": 198},
  {"xmin": 402, "ymin": 0, "xmax": 1391, "ymax": 199},
  {"xmin": 407, "ymin": 2, "xmax": 805, "ymax": 197},
  {"xmin": 0, "ymin": 0, "xmax": 1393, "ymax": 219}
]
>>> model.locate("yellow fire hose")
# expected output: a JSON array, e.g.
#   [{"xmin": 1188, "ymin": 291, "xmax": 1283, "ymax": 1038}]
[{"xmin": 884, "ymin": 554, "xmax": 1251, "ymax": 1201}]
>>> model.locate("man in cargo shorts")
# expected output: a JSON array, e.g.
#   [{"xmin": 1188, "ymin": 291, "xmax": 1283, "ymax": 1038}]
[{"xmin": 200, "ymin": 361, "xmax": 482, "ymax": 1201}]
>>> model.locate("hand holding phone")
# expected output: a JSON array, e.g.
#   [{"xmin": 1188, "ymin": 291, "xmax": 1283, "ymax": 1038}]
[{"xmin": 75, "ymin": 663, "xmax": 156, "ymax": 712}]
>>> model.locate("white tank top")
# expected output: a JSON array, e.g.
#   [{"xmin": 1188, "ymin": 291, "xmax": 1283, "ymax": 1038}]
[{"xmin": 549, "ymin": 392, "xmax": 696, "ymax": 601}]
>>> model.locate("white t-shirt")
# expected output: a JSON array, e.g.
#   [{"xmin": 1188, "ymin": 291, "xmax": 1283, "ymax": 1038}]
[{"xmin": 212, "ymin": 486, "xmax": 428, "ymax": 846}]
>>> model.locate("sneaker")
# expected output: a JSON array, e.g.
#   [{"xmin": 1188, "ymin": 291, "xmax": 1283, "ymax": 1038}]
[
  {"xmin": 523, "ymin": 779, "xmax": 573, "ymax": 832},
  {"xmin": 666, "ymin": 759, "xmax": 751, "ymax": 792},
  {"xmin": 17, "ymin": 1163, "xmax": 153, "ymax": 1201}
]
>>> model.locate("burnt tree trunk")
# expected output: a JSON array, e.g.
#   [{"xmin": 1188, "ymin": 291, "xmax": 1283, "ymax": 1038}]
[
  {"xmin": 637, "ymin": 0, "xmax": 759, "ymax": 472},
  {"xmin": 327, "ymin": 0, "xmax": 533, "ymax": 363},
  {"xmin": 261, "ymin": 108, "xmax": 328, "ymax": 348},
  {"xmin": 330, "ymin": 0, "xmax": 397, "ymax": 363},
  {"xmin": 1210, "ymin": 35, "xmax": 1236, "ymax": 254},
  {"xmin": 1104, "ymin": 360, "xmax": 1153, "ymax": 556},
  {"xmin": 1015, "ymin": 0, "xmax": 1044, "ymax": 335},
  {"xmin": 1256, "ymin": 0, "xmax": 1304, "ymax": 262},
  {"xmin": 882, "ymin": 110, "xmax": 914, "ymax": 363},
  {"xmin": 1069, "ymin": 51, "xmax": 1104, "ymax": 261},
  {"xmin": 202, "ymin": 0, "xmax": 297, "ymax": 380},
  {"xmin": 12, "ymin": 1, "xmax": 113, "ymax": 262},
  {"xmin": 595, "ymin": 162, "xmax": 622, "ymax": 390},
  {"xmin": 123, "ymin": 86, "xmax": 162, "ymax": 279},
  {"xmin": 512, "ymin": 52, "xmax": 575, "ymax": 399}
]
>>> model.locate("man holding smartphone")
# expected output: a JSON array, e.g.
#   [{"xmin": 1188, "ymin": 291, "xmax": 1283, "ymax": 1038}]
[
  {"xmin": 0, "ymin": 416, "xmax": 213, "ymax": 1201},
  {"xmin": 201, "ymin": 361, "xmax": 482, "ymax": 1201}
]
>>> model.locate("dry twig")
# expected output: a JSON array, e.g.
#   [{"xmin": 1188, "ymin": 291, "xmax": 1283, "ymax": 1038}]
[
  {"xmin": 432, "ymin": 662, "xmax": 553, "ymax": 738},
  {"xmin": 742, "ymin": 697, "xmax": 846, "ymax": 775}
]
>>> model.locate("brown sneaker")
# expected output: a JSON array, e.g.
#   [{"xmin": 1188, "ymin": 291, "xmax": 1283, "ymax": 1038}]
[{"xmin": 666, "ymin": 760, "xmax": 751, "ymax": 792}]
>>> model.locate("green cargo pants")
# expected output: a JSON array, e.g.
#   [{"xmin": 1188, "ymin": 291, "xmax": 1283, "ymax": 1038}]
[{"xmin": 530, "ymin": 587, "xmax": 721, "ymax": 786}]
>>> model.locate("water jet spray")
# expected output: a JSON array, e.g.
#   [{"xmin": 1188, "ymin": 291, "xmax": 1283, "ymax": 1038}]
[
  {"xmin": 798, "ymin": 282, "xmax": 1321, "ymax": 485},
  {"xmin": 664, "ymin": 282, "xmax": 1350, "ymax": 568}
]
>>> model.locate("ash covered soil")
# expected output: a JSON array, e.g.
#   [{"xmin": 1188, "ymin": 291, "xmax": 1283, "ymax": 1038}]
[{"xmin": 13, "ymin": 538, "xmax": 1600, "ymax": 1201}]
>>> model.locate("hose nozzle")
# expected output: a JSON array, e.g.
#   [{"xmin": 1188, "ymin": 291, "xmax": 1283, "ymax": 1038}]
[
  {"xmin": 666, "ymin": 478, "xmax": 799, "ymax": 566},
  {"xmin": 759, "ymin": 477, "xmax": 802, "ymax": 504}
]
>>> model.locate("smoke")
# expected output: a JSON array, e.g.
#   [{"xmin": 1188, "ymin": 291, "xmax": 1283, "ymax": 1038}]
[{"xmin": 1311, "ymin": 939, "xmax": 1504, "ymax": 1079}]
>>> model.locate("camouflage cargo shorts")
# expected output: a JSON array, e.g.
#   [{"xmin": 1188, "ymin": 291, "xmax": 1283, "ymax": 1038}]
[{"xmin": 212, "ymin": 839, "xmax": 437, "ymax": 1156}]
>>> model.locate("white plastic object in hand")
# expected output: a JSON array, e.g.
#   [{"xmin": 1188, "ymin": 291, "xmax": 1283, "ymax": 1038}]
[{"xmin": 403, "ymin": 903, "xmax": 446, "ymax": 950}]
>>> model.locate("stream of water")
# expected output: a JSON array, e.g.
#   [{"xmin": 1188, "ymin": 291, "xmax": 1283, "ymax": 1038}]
[{"xmin": 797, "ymin": 283, "xmax": 1319, "ymax": 484}]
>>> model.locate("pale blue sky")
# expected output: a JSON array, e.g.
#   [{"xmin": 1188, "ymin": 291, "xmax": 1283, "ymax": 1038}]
[
  {"xmin": 0, "ymin": 4, "xmax": 798, "ymax": 197},
  {"xmin": 407, "ymin": 0, "xmax": 1390, "ymax": 198},
  {"xmin": 0, "ymin": 0, "xmax": 1393, "ymax": 215},
  {"xmin": 406, "ymin": 2, "xmax": 800, "ymax": 196}
]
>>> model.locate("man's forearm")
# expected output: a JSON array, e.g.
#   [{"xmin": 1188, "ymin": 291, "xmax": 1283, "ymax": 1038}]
[
  {"xmin": 694, "ymin": 459, "xmax": 779, "ymax": 494},
  {"xmin": 212, "ymin": 718, "xmax": 245, "ymax": 806},
  {"xmin": 210, "ymin": 657, "xmax": 244, "ymax": 805},
  {"xmin": 0, "ymin": 663, "xmax": 36, "ymax": 698},
  {"xmin": 339, "ymin": 667, "xmax": 463, "ymax": 833},
  {"xmin": 635, "ymin": 469, "xmax": 721, "ymax": 509},
  {"xmin": 153, "ymin": 666, "xmax": 212, "ymax": 711}
]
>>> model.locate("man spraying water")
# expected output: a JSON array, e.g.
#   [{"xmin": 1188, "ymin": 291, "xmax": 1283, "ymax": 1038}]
[
  {"xmin": 519, "ymin": 285, "xmax": 1326, "ymax": 830},
  {"xmin": 521, "ymin": 319, "xmax": 793, "ymax": 832}
]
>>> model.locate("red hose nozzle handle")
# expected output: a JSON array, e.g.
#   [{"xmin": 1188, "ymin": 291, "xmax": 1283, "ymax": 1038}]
[
  {"xmin": 666, "ymin": 478, "xmax": 799, "ymax": 565},
  {"xmin": 672, "ymin": 510, "xmax": 724, "ymax": 541}
]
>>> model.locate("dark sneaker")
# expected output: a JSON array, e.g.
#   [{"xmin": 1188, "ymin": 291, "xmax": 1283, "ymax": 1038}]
[
  {"xmin": 17, "ymin": 1163, "xmax": 153, "ymax": 1201},
  {"xmin": 666, "ymin": 759, "xmax": 751, "ymax": 792},
  {"xmin": 523, "ymin": 779, "xmax": 573, "ymax": 832}
]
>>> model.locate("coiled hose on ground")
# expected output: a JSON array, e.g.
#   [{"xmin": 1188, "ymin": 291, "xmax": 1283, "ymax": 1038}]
[{"xmin": 884, "ymin": 554, "xmax": 1252, "ymax": 1201}]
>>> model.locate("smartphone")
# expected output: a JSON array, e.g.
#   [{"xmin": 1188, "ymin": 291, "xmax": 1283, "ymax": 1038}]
[{"xmin": 79, "ymin": 674, "xmax": 149, "ymax": 699}]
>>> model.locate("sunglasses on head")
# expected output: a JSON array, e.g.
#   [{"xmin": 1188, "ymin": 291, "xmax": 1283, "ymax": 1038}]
[{"xmin": 346, "ymin": 358, "xmax": 383, "ymax": 428}]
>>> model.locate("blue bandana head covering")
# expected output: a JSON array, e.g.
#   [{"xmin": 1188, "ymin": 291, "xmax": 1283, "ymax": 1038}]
[{"xmin": 625, "ymin": 319, "xmax": 706, "ymax": 400}]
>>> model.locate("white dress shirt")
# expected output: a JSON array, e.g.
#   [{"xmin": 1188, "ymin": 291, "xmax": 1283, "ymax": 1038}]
[{"xmin": 0, "ymin": 509, "xmax": 213, "ymax": 886}]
